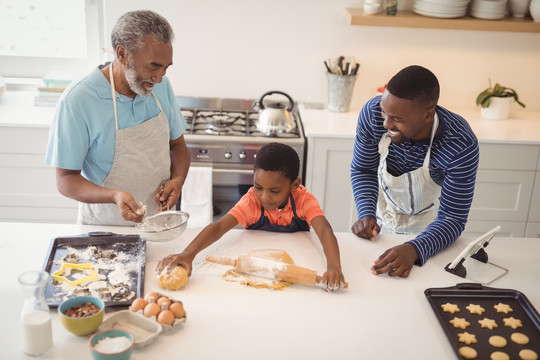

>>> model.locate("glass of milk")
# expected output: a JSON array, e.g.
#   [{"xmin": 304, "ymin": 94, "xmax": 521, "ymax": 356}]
[{"xmin": 18, "ymin": 271, "xmax": 53, "ymax": 356}]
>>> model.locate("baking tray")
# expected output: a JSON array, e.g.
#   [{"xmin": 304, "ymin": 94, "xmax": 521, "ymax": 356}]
[
  {"xmin": 41, "ymin": 232, "xmax": 146, "ymax": 307},
  {"xmin": 425, "ymin": 283, "xmax": 540, "ymax": 359}
]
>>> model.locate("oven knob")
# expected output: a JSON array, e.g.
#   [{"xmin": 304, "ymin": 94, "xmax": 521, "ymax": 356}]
[
  {"xmin": 239, "ymin": 151, "xmax": 247, "ymax": 160},
  {"xmin": 224, "ymin": 151, "xmax": 232, "ymax": 159}
]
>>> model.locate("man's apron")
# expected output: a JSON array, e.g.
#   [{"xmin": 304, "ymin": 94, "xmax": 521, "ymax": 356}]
[
  {"xmin": 78, "ymin": 63, "xmax": 171, "ymax": 225},
  {"xmin": 376, "ymin": 114, "xmax": 441, "ymax": 234}
]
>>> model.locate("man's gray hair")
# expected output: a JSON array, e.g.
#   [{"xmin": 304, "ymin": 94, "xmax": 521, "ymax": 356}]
[{"xmin": 111, "ymin": 10, "xmax": 174, "ymax": 55}]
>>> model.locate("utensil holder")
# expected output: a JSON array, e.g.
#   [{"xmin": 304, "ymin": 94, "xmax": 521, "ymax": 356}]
[{"xmin": 326, "ymin": 73, "xmax": 357, "ymax": 113}]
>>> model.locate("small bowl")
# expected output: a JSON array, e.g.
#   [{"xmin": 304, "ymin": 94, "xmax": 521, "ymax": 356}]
[
  {"xmin": 136, "ymin": 210, "xmax": 189, "ymax": 242},
  {"xmin": 89, "ymin": 329, "xmax": 134, "ymax": 360},
  {"xmin": 58, "ymin": 296, "xmax": 105, "ymax": 336}
]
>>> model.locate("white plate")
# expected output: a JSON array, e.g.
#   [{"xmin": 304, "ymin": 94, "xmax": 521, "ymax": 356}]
[{"xmin": 413, "ymin": 7, "xmax": 467, "ymax": 18}]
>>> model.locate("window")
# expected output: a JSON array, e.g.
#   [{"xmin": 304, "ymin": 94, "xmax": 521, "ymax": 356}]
[{"xmin": 0, "ymin": 0, "xmax": 104, "ymax": 79}]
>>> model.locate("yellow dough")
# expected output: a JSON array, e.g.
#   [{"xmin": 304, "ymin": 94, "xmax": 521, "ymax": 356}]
[
  {"xmin": 222, "ymin": 249, "xmax": 294, "ymax": 291},
  {"xmin": 157, "ymin": 265, "xmax": 189, "ymax": 290},
  {"xmin": 519, "ymin": 349, "xmax": 538, "ymax": 360},
  {"xmin": 459, "ymin": 346, "xmax": 477, "ymax": 359},
  {"xmin": 491, "ymin": 351, "xmax": 510, "ymax": 360},
  {"xmin": 489, "ymin": 335, "xmax": 507, "ymax": 348},
  {"xmin": 511, "ymin": 332, "xmax": 529, "ymax": 345}
]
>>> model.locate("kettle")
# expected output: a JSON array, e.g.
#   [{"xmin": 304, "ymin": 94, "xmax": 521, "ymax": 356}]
[{"xmin": 256, "ymin": 91, "xmax": 296, "ymax": 135}]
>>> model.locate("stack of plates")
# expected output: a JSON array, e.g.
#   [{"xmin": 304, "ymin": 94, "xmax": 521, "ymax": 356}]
[
  {"xmin": 470, "ymin": 0, "xmax": 507, "ymax": 19},
  {"xmin": 413, "ymin": 0, "xmax": 470, "ymax": 18}
]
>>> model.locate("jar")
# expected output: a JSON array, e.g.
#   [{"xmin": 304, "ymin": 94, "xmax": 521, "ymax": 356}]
[{"xmin": 18, "ymin": 271, "xmax": 53, "ymax": 356}]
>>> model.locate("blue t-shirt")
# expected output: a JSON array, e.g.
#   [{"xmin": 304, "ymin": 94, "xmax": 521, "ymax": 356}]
[
  {"xmin": 351, "ymin": 95, "xmax": 480, "ymax": 265},
  {"xmin": 45, "ymin": 66, "xmax": 187, "ymax": 185}
]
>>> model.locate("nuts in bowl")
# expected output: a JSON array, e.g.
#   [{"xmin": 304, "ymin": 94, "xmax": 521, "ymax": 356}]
[{"xmin": 58, "ymin": 296, "xmax": 105, "ymax": 336}]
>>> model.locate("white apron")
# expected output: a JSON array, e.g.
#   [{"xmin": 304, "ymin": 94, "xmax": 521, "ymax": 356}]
[
  {"xmin": 78, "ymin": 63, "xmax": 171, "ymax": 226},
  {"xmin": 376, "ymin": 114, "xmax": 441, "ymax": 234}
]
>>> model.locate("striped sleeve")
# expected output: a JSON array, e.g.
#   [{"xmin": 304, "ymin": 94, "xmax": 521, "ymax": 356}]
[{"xmin": 350, "ymin": 97, "xmax": 384, "ymax": 220}]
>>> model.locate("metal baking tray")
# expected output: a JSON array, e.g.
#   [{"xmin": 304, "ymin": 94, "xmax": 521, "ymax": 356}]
[
  {"xmin": 425, "ymin": 283, "xmax": 540, "ymax": 359},
  {"xmin": 41, "ymin": 232, "xmax": 146, "ymax": 307}
]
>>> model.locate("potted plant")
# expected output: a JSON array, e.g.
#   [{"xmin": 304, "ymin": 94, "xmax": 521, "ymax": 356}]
[{"xmin": 476, "ymin": 80, "xmax": 526, "ymax": 120}]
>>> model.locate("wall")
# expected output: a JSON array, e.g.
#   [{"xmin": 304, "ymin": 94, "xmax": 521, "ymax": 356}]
[{"xmin": 104, "ymin": 0, "xmax": 540, "ymax": 112}]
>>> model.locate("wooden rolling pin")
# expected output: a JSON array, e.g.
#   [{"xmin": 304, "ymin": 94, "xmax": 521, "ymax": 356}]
[{"xmin": 206, "ymin": 255, "xmax": 348, "ymax": 289}]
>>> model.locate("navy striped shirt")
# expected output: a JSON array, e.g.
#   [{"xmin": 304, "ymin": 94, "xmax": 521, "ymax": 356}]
[{"xmin": 351, "ymin": 96, "xmax": 479, "ymax": 265}]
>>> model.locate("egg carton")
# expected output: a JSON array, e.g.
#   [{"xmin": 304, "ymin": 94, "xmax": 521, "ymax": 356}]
[{"xmin": 128, "ymin": 295, "xmax": 186, "ymax": 332}]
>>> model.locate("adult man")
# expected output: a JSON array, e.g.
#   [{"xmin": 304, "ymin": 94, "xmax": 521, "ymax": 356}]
[
  {"xmin": 46, "ymin": 10, "xmax": 190, "ymax": 225},
  {"xmin": 350, "ymin": 65, "xmax": 479, "ymax": 278}
]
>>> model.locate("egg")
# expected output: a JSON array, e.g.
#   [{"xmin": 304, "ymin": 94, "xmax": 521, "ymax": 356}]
[
  {"xmin": 157, "ymin": 309, "xmax": 175, "ymax": 325},
  {"xmin": 143, "ymin": 302, "xmax": 160, "ymax": 318},
  {"xmin": 157, "ymin": 296, "xmax": 171, "ymax": 308},
  {"xmin": 144, "ymin": 291, "xmax": 159, "ymax": 303},
  {"xmin": 130, "ymin": 297, "xmax": 147, "ymax": 312},
  {"xmin": 169, "ymin": 302, "xmax": 186, "ymax": 318}
]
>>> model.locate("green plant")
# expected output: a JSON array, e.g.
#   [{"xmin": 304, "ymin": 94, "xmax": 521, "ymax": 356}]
[{"xmin": 476, "ymin": 80, "xmax": 526, "ymax": 109}]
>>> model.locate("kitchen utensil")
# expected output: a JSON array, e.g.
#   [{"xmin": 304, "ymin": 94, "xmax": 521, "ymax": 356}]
[
  {"xmin": 52, "ymin": 263, "xmax": 98, "ymax": 286},
  {"xmin": 205, "ymin": 255, "xmax": 348, "ymax": 289},
  {"xmin": 445, "ymin": 225, "xmax": 508, "ymax": 285},
  {"xmin": 425, "ymin": 283, "xmax": 540, "ymax": 360},
  {"xmin": 89, "ymin": 329, "xmax": 134, "ymax": 360},
  {"xmin": 58, "ymin": 296, "xmax": 105, "ymax": 336},
  {"xmin": 42, "ymin": 233, "xmax": 146, "ymax": 307},
  {"xmin": 256, "ymin": 91, "xmax": 296, "ymax": 135},
  {"xmin": 136, "ymin": 210, "xmax": 189, "ymax": 242}
]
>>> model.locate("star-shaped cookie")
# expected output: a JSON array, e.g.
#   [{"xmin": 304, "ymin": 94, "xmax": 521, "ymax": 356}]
[
  {"xmin": 494, "ymin": 303, "xmax": 513, "ymax": 314},
  {"xmin": 450, "ymin": 317, "xmax": 471, "ymax": 329},
  {"xmin": 478, "ymin": 318, "xmax": 498, "ymax": 329},
  {"xmin": 466, "ymin": 304, "xmax": 485, "ymax": 315},
  {"xmin": 503, "ymin": 317, "xmax": 523, "ymax": 329},
  {"xmin": 441, "ymin": 302, "xmax": 460, "ymax": 313},
  {"xmin": 457, "ymin": 332, "xmax": 477, "ymax": 345}
]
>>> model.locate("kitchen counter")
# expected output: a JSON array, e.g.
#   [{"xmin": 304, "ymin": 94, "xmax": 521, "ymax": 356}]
[
  {"xmin": 1, "ymin": 222, "xmax": 539, "ymax": 359},
  {"xmin": 300, "ymin": 103, "xmax": 540, "ymax": 144}
]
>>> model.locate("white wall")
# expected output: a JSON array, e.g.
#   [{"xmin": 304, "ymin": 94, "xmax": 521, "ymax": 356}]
[{"xmin": 103, "ymin": 0, "xmax": 540, "ymax": 112}]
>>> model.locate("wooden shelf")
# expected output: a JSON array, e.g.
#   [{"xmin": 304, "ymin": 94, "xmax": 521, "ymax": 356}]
[{"xmin": 346, "ymin": 8, "xmax": 540, "ymax": 33}]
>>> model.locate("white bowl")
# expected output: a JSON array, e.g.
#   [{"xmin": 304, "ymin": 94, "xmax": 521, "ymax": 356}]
[{"xmin": 136, "ymin": 210, "xmax": 189, "ymax": 242}]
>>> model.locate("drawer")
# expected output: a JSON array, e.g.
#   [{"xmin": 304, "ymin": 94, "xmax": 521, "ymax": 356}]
[{"xmin": 478, "ymin": 143, "xmax": 540, "ymax": 171}]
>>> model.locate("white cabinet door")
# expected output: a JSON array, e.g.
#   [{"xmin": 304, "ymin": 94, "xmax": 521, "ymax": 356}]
[
  {"xmin": 464, "ymin": 220, "xmax": 526, "ymax": 237},
  {"xmin": 528, "ymin": 172, "xmax": 540, "ymax": 222},
  {"xmin": 305, "ymin": 137, "xmax": 356, "ymax": 232},
  {"xmin": 469, "ymin": 169, "xmax": 535, "ymax": 222},
  {"xmin": 525, "ymin": 222, "xmax": 540, "ymax": 238}
]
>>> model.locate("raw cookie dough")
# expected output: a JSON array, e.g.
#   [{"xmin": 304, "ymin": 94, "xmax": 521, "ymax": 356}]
[
  {"xmin": 458, "ymin": 332, "xmax": 477, "ymax": 345},
  {"xmin": 222, "ymin": 249, "xmax": 295, "ymax": 291},
  {"xmin": 503, "ymin": 317, "xmax": 523, "ymax": 329},
  {"xmin": 479, "ymin": 318, "xmax": 498, "ymax": 330},
  {"xmin": 491, "ymin": 351, "xmax": 510, "ymax": 360},
  {"xmin": 157, "ymin": 265, "xmax": 189, "ymax": 290},
  {"xmin": 494, "ymin": 303, "xmax": 513, "ymax": 314},
  {"xmin": 459, "ymin": 346, "xmax": 477, "ymax": 359},
  {"xmin": 519, "ymin": 349, "xmax": 538, "ymax": 360},
  {"xmin": 450, "ymin": 317, "xmax": 470, "ymax": 329},
  {"xmin": 441, "ymin": 303, "xmax": 460, "ymax": 313},
  {"xmin": 511, "ymin": 332, "xmax": 529, "ymax": 345},
  {"xmin": 466, "ymin": 304, "xmax": 485, "ymax": 315},
  {"xmin": 488, "ymin": 335, "xmax": 507, "ymax": 348}
]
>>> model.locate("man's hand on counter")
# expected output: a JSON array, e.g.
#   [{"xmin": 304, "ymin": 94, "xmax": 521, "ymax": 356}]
[
  {"xmin": 351, "ymin": 217, "xmax": 380, "ymax": 241},
  {"xmin": 371, "ymin": 243, "xmax": 418, "ymax": 278}
]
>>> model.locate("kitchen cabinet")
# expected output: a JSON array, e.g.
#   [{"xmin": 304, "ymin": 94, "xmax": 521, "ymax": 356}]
[
  {"xmin": 465, "ymin": 143, "xmax": 540, "ymax": 237},
  {"xmin": 0, "ymin": 125, "xmax": 78, "ymax": 223},
  {"xmin": 345, "ymin": 8, "xmax": 540, "ymax": 33},
  {"xmin": 304, "ymin": 137, "xmax": 357, "ymax": 232}
]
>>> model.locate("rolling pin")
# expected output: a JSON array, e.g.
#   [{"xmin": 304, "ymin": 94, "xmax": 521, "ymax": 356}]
[{"xmin": 205, "ymin": 255, "xmax": 348, "ymax": 289}]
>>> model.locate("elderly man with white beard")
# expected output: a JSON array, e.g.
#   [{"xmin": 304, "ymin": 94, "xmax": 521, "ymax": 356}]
[{"xmin": 46, "ymin": 10, "xmax": 190, "ymax": 225}]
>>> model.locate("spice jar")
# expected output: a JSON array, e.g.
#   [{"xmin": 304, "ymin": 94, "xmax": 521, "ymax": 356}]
[{"xmin": 18, "ymin": 270, "xmax": 53, "ymax": 356}]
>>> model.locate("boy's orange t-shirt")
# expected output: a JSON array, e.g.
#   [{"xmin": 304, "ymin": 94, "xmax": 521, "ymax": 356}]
[{"xmin": 228, "ymin": 185, "xmax": 325, "ymax": 229}]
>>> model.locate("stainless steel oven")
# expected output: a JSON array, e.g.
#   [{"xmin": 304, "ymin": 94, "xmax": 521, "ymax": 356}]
[{"xmin": 176, "ymin": 96, "xmax": 306, "ymax": 219}]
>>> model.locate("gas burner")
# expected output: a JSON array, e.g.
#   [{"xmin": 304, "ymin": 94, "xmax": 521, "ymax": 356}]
[{"xmin": 198, "ymin": 112, "xmax": 245, "ymax": 127}]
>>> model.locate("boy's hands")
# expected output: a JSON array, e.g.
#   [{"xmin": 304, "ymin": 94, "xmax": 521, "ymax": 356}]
[
  {"xmin": 155, "ymin": 252, "xmax": 194, "ymax": 276},
  {"xmin": 321, "ymin": 265, "xmax": 346, "ymax": 292}
]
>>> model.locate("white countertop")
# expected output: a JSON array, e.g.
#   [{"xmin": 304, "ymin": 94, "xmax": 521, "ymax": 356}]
[
  {"xmin": 300, "ymin": 103, "xmax": 540, "ymax": 144},
  {"xmin": 1, "ymin": 222, "xmax": 539, "ymax": 359}
]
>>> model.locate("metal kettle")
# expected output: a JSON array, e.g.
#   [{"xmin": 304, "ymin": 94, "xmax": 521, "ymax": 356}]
[{"xmin": 256, "ymin": 91, "xmax": 296, "ymax": 135}]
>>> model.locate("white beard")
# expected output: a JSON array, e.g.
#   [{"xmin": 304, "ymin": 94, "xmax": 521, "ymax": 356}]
[{"xmin": 125, "ymin": 59, "xmax": 155, "ymax": 96}]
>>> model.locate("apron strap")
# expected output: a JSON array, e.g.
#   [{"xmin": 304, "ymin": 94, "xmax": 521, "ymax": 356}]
[
  {"xmin": 109, "ymin": 63, "xmax": 119, "ymax": 131},
  {"xmin": 423, "ymin": 112, "xmax": 439, "ymax": 167}
]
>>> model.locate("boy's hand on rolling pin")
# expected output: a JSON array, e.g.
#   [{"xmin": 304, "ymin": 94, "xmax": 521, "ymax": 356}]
[
  {"xmin": 156, "ymin": 252, "xmax": 194, "ymax": 276},
  {"xmin": 322, "ymin": 265, "xmax": 345, "ymax": 292}
]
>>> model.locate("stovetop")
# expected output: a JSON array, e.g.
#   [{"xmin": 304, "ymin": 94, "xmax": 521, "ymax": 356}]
[{"xmin": 176, "ymin": 96, "xmax": 302, "ymax": 139}]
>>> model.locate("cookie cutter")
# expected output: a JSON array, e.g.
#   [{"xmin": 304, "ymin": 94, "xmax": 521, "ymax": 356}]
[{"xmin": 52, "ymin": 263, "xmax": 98, "ymax": 286}]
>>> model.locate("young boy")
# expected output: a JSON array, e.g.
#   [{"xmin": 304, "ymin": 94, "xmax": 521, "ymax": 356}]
[{"xmin": 156, "ymin": 142, "xmax": 345, "ymax": 291}]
